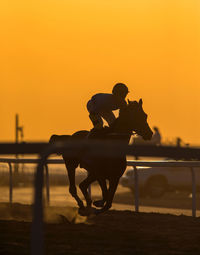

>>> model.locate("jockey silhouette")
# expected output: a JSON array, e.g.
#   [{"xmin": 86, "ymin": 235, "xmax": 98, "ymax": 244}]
[{"xmin": 87, "ymin": 83, "xmax": 129, "ymax": 130}]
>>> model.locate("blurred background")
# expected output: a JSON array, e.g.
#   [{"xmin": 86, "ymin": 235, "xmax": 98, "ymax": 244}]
[
  {"xmin": 0, "ymin": 0, "xmax": 200, "ymax": 146},
  {"xmin": 0, "ymin": 0, "xmax": 200, "ymax": 218}
]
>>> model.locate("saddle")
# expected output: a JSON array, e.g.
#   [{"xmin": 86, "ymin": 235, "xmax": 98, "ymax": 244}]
[
  {"xmin": 79, "ymin": 127, "xmax": 111, "ymax": 169},
  {"xmin": 87, "ymin": 126, "xmax": 112, "ymax": 139}
]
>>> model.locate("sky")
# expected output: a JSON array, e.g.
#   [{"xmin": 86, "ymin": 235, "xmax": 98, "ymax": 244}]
[{"xmin": 0, "ymin": 0, "xmax": 200, "ymax": 145}]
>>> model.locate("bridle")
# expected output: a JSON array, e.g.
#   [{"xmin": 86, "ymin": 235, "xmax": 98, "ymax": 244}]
[{"xmin": 106, "ymin": 131, "xmax": 137, "ymax": 137}]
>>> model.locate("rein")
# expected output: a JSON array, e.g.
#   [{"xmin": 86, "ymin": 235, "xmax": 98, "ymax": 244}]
[{"xmin": 106, "ymin": 131, "xmax": 137, "ymax": 137}]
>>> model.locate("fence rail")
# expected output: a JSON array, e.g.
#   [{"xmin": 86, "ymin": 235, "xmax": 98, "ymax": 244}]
[
  {"xmin": 0, "ymin": 142, "xmax": 199, "ymax": 159},
  {"xmin": 0, "ymin": 157, "xmax": 200, "ymax": 216}
]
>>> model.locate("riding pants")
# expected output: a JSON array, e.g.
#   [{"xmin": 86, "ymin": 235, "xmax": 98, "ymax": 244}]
[{"xmin": 87, "ymin": 100, "xmax": 116, "ymax": 129}]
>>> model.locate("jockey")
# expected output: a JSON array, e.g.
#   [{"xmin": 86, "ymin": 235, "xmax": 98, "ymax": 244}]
[{"xmin": 87, "ymin": 83, "xmax": 129, "ymax": 130}]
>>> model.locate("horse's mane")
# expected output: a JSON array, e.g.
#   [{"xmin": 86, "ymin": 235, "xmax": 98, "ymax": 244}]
[
  {"xmin": 108, "ymin": 100, "xmax": 138, "ymax": 130},
  {"xmin": 91, "ymin": 101, "xmax": 138, "ymax": 138}
]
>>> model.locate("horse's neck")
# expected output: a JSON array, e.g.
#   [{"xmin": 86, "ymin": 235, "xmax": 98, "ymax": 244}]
[
  {"xmin": 112, "ymin": 117, "xmax": 130, "ymax": 133},
  {"xmin": 110, "ymin": 118, "xmax": 132, "ymax": 143}
]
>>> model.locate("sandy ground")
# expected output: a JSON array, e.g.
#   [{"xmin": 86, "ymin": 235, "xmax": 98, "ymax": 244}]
[
  {"xmin": 1, "ymin": 185, "xmax": 200, "ymax": 254},
  {"xmin": 1, "ymin": 204, "xmax": 200, "ymax": 255}
]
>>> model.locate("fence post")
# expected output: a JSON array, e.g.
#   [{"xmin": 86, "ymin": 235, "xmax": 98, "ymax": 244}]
[
  {"xmin": 190, "ymin": 167, "xmax": 196, "ymax": 217},
  {"xmin": 134, "ymin": 166, "xmax": 139, "ymax": 212},
  {"xmin": 45, "ymin": 164, "xmax": 50, "ymax": 206},
  {"xmin": 8, "ymin": 162, "xmax": 13, "ymax": 204},
  {"xmin": 31, "ymin": 157, "xmax": 46, "ymax": 255}
]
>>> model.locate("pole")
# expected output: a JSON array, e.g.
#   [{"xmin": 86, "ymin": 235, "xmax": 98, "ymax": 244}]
[
  {"xmin": 15, "ymin": 114, "xmax": 19, "ymax": 174},
  {"xmin": 134, "ymin": 166, "xmax": 139, "ymax": 212},
  {"xmin": 15, "ymin": 114, "xmax": 19, "ymax": 144},
  {"xmin": 45, "ymin": 164, "xmax": 50, "ymax": 205},
  {"xmin": 190, "ymin": 167, "xmax": 196, "ymax": 217},
  {"xmin": 9, "ymin": 163, "xmax": 13, "ymax": 204}
]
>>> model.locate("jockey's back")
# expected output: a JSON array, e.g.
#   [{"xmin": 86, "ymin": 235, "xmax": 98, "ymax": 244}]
[{"xmin": 88, "ymin": 93, "xmax": 127, "ymax": 113}]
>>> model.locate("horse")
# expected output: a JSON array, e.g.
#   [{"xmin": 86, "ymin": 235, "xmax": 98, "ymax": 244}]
[{"xmin": 49, "ymin": 99, "xmax": 153, "ymax": 214}]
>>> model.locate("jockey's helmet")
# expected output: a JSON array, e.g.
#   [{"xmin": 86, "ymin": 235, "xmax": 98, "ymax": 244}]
[{"xmin": 112, "ymin": 83, "xmax": 129, "ymax": 98}]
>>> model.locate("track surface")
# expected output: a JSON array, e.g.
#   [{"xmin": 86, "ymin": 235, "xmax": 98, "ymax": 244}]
[
  {"xmin": 0, "ymin": 204, "xmax": 200, "ymax": 255},
  {"xmin": 1, "ymin": 185, "xmax": 200, "ymax": 254}
]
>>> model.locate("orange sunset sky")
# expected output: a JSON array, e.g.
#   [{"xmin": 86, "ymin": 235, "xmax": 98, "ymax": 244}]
[{"xmin": 1, "ymin": 0, "xmax": 200, "ymax": 145}]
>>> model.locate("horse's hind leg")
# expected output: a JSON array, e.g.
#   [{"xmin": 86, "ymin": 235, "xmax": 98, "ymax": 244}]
[
  {"xmin": 93, "ymin": 179, "xmax": 108, "ymax": 208},
  {"xmin": 66, "ymin": 163, "xmax": 84, "ymax": 208},
  {"xmin": 79, "ymin": 173, "xmax": 96, "ymax": 207}
]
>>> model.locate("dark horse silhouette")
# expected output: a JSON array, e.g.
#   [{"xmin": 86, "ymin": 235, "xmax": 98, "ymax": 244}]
[{"xmin": 49, "ymin": 99, "xmax": 153, "ymax": 214}]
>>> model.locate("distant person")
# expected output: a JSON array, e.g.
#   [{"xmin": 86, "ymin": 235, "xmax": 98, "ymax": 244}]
[
  {"xmin": 151, "ymin": 126, "xmax": 162, "ymax": 145},
  {"xmin": 176, "ymin": 137, "xmax": 183, "ymax": 147},
  {"xmin": 87, "ymin": 83, "xmax": 129, "ymax": 129},
  {"xmin": 133, "ymin": 126, "xmax": 161, "ymax": 145}
]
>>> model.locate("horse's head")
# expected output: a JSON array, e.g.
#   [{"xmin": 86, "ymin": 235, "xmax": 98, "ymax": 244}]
[{"xmin": 119, "ymin": 99, "xmax": 153, "ymax": 140}]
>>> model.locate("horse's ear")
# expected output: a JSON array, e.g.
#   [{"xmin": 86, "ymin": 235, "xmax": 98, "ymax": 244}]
[{"xmin": 139, "ymin": 98, "xmax": 143, "ymax": 106}]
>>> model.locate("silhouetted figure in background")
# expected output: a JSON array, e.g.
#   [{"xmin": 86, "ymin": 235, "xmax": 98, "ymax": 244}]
[
  {"xmin": 176, "ymin": 137, "xmax": 182, "ymax": 147},
  {"xmin": 176, "ymin": 137, "xmax": 190, "ymax": 148},
  {"xmin": 133, "ymin": 126, "xmax": 161, "ymax": 146},
  {"xmin": 87, "ymin": 83, "xmax": 129, "ymax": 130},
  {"xmin": 151, "ymin": 126, "xmax": 162, "ymax": 145}
]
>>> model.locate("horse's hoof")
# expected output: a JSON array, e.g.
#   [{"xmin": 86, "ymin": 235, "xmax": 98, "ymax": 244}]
[
  {"xmin": 78, "ymin": 202, "xmax": 84, "ymax": 208},
  {"xmin": 93, "ymin": 200, "xmax": 105, "ymax": 208},
  {"xmin": 94, "ymin": 208, "xmax": 103, "ymax": 215},
  {"xmin": 94, "ymin": 207, "xmax": 110, "ymax": 215},
  {"xmin": 78, "ymin": 207, "xmax": 87, "ymax": 216},
  {"xmin": 58, "ymin": 214, "xmax": 71, "ymax": 224},
  {"xmin": 78, "ymin": 207, "xmax": 96, "ymax": 216}
]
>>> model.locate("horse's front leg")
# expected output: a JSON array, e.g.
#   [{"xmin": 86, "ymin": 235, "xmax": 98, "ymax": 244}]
[
  {"xmin": 93, "ymin": 178, "xmax": 108, "ymax": 208},
  {"xmin": 79, "ymin": 173, "xmax": 96, "ymax": 208},
  {"xmin": 95, "ymin": 177, "xmax": 120, "ymax": 214},
  {"xmin": 66, "ymin": 164, "xmax": 84, "ymax": 209}
]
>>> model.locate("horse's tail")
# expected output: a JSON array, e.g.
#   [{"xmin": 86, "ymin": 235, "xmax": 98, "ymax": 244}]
[
  {"xmin": 49, "ymin": 134, "xmax": 70, "ymax": 143},
  {"xmin": 49, "ymin": 134, "xmax": 57, "ymax": 144},
  {"xmin": 49, "ymin": 134, "xmax": 71, "ymax": 155}
]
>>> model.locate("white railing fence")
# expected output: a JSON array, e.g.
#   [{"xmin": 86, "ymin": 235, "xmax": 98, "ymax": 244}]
[{"xmin": 0, "ymin": 158, "xmax": 200, "ymax": 217}]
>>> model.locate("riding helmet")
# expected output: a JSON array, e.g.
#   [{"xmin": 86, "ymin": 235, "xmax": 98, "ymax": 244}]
[{"xmin": 112, "ymin": 83, "xmax": 129, "ymax": 97}]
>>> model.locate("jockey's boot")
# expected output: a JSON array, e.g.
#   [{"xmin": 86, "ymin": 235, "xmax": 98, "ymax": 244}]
[{"xmin": 86, "ymin": 128, "xmax": 101, "ymax": 139}]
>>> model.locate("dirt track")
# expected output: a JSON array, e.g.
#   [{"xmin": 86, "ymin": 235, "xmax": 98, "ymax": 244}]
[
  {"xmin": 1, "ymin": 185, "xmax": 200, "ymax": 254},
  {"xmin": 1, "ymin": 204, "xmax": 200, "ymax": 255}
]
